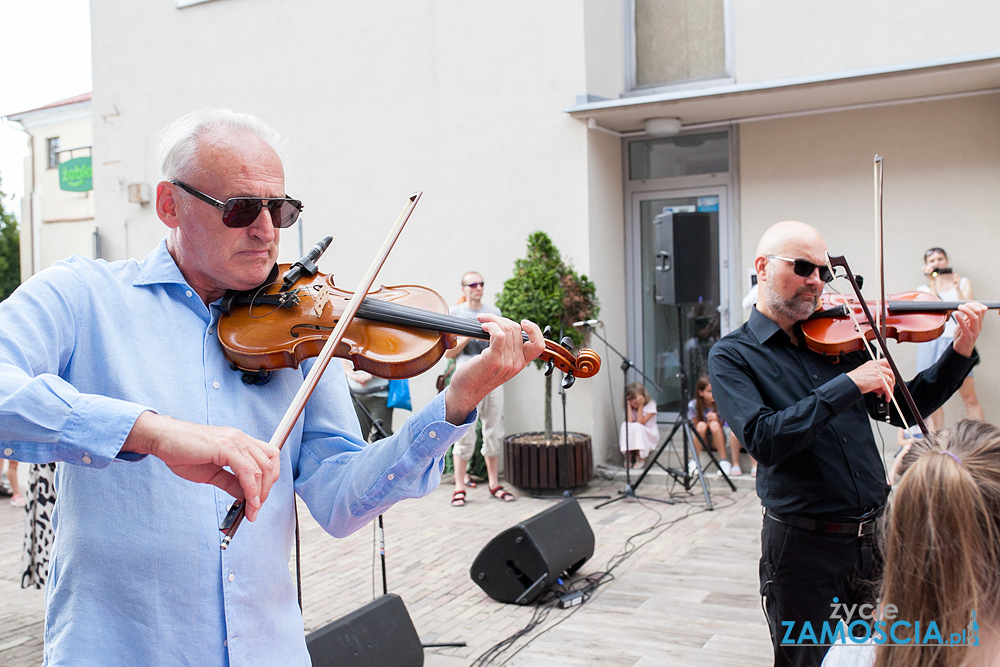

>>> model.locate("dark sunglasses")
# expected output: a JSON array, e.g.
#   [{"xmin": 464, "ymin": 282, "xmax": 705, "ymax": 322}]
[
  {"xmin": 766, "ymin": 255, "xmax": 834, "ymax": 283},
  {"xmin": 464, "ymin": 281, "xmax": 484, "ymax": 289},
  {"xmin": 170, "ymin": 179, "xmax": 303, "ymax": 229},
  {"xmin": 924, "ymin": 247, "xmax": 947, "ymax": 259}
]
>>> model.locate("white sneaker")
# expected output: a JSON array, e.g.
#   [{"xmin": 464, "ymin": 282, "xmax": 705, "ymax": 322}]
[
  {"xmin": 688, "ymin": 459, "xmax": 699, "ymax": 479},
  {"xmin": 717, "ymin": 459, "xmax": 732, "ymax": 477}
]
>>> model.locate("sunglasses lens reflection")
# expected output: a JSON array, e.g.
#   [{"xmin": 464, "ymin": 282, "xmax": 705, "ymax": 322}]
[
  {"xmin": 223, "ymin": 200, "xmax": 263, "ymax": 228},
  {"xmin": 792, "ymin": 260, "xmax": 833, "ymax": 283},
  {"xmin": 222, "ymin": 199, "xmax": 301, "ymax": 229}
]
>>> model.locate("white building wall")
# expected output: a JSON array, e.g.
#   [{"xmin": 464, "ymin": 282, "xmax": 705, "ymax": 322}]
[{"xmin": 732, "ymin": 0, "xmax": 1000, "ymax": 82}]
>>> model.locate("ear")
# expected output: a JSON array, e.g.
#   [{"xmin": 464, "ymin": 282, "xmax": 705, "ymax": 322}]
[
  {"xmin": 754, "ymin": 256, "xmax": 768, "ymax": 283},
  {"xmin": 156, "ymin": 181, "xmax": 181, "ymax": 229}
]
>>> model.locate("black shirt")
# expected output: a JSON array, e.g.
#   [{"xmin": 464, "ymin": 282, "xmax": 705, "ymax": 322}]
[{"xmin": 708, "ymin": 307, "xmax": 978, "ymax": 519}]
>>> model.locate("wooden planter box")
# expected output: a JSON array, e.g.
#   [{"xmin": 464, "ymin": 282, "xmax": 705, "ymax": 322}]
[{"xmin": 504, "ymin": 432, "xmax": 593, "ymax": 491}]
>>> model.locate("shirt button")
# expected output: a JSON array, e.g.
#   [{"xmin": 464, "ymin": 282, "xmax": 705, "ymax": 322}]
[
  {"xmin": 3, "ymin": 447, "xmax": 12, "ymax": 456},
  {"xmin": 208, "ymin": 329, "xmax": 214, "ymax": 335},
  {"xmin": 185, "ymin": 290, "xmax": 193, "ymax": 298},
  {"xmin": 387, "ymin": 473, "xmax": 395, "ymax": 481},
  {"xmin": 228, "ymin": 572, "xmax": 235, "ymax": 582},
  {"xmin": 428, "ymin": 431, "xmax": 437, "ymax": 439},
  {"xmin": 843, "ymin": 437, "xmax": 848, "ymax": 443},
  {"xmin": 854, "ymin": 472, "xmax": 860, "ymax": 478},
  {"xmin": 812, "ymin": 374, "xmax": 819, "ymax": 380},
  {"xmin": 82, "ymin": 453, "xmax": 92, "ymax": 465},
  {"xmin": 213, "ymin": 381, "xmax": 221, "ymax": 389}
]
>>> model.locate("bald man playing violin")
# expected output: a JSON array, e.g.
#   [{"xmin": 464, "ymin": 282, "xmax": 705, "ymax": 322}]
[
  {"xmin": 0, "ymin": 108, "xmax": 544, "ymax": 666},
  {"xmin": 708, "ymin": 221, "xmax": 987, "ymax": 667}
]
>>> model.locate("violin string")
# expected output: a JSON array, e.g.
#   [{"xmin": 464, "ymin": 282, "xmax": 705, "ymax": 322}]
[{"xmin": 822, "ymin": 258, "xmax": 914, "ymax": 436}]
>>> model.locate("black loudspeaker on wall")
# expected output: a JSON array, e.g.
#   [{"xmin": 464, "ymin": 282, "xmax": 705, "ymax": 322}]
[
  {"xmin": 653, "ymin": 210, "xmax": 713, "ymax": 306},
  {"xmin": 306, "ymin": 593, "xmax": 423, "ymax": 667},
  {"xmin": 470, "ymin": 498, "xmax": 595, "ymax": 605}
]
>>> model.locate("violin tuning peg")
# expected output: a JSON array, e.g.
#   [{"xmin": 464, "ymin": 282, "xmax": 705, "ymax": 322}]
[
  {"xmin": 544, "ymin": 360, "xmax": 555, "ymax": 376},
  {"xmin": 560, "ymin": 336, "xmax": 574, "ymax": 351},
  {"xmin": 542, "ymin": 325, "xmax": 553, "ymax": 339},
  {"xmin": 562, "ymin": 374, "xmax": 576, "ymax": 390}
]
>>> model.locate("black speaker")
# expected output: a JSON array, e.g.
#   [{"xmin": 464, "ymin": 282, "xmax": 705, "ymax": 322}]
[
  {"xmin": 653, "ymin": 210, "xmax": 714, "ymax": 306},
  {"xmin": 470, "ymin": 498, "xmax": 595, "ymax": 605},
  {"xmin": 306, "ymin": 594, "xmax": 423, "ymax": 667}
]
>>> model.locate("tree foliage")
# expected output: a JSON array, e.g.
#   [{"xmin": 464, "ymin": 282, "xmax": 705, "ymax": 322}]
[
  {"xmin": 0, "ymin": 177, "xmax": 21, "ymax": 301},
  {"xmin": 496, "ymin": 231, "xmax": 599, "ymax": 440}
]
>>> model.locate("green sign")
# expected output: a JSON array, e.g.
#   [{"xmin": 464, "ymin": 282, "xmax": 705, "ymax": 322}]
[{"xmin": 59, "ymin": 156, "xmax": 93, "ymax": 192}]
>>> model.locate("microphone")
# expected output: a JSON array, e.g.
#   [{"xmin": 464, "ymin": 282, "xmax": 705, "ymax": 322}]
[
  {"xmin": 281, "ymin": 236, "xmax": 333, "ymax": 290},
  {"xmin": 573, "ymin": 319, "xmax": 601, "ymax": 327}
]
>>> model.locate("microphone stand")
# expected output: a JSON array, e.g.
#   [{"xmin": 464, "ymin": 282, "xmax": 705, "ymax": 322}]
[
  {"xmin": 585, "ymin": 323, "xmax": 673, "ymax": 509},
  {"xmin": 533, "ymin": 325, "xmax": 610, "ymax": 501},
  {"xmin": 348, "ymin": 391, "xmax": 467, "ymax": 652},
  {"xmin": 350, "ymin": 392, "xmax": 391, "ymax": 594}
]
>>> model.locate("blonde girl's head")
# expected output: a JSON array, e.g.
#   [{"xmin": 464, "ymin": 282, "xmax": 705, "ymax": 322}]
[{"xmin": 876, "ymin": 419, "xmax": 1000, "ymax": 667}]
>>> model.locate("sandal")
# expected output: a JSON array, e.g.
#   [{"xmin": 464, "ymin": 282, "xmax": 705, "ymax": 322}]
[
  {"xmin": 463, "ymin": 475, "xmax": 477, "ymax": 488},
  {"xmin": 488, "ymin": 485, "xmax": 516, "ymax": 502},
  {"xmin": 451, "ymin": 490, "xmax": 466, "ymax": 507}
]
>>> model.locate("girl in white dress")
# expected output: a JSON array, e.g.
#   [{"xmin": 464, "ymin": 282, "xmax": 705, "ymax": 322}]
[{"xmin": 619, "ymin": 383, "xmax": 658, "ymax": 469}]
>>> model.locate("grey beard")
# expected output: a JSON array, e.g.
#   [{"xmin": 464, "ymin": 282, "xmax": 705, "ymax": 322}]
[{"xmin": 763, "ymin": 279, "xmax": 819, "ymax": 322}]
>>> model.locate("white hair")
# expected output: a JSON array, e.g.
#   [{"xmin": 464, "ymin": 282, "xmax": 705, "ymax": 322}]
[{"xmin": 154, "ymin": 107, "xmax": 287, "ymax": 181}]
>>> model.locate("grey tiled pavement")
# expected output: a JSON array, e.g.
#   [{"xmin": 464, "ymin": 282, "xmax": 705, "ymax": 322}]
[{"xmin": 0, "ymin": 460, "xmax": 770, "ymax": 666}]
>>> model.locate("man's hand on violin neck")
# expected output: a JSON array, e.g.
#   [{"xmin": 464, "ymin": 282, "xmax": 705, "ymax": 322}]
[
  {"xmin": 952, "ymin": 301, "xmax": 988, "ymax": 358},
  {"xmin": 444, "ymin": 314, "xmax": 545, "ymax": 425},
  {"xmin": 123, "ymin": 412, "xmax": 280, "ymax": 522},
  {"xmin": 847, "ymin": 358, "xmax": 895, "ymax": 398}
]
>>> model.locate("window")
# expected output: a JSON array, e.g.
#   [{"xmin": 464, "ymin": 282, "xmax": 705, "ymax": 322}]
[
  {"xmin": 47, "ymin": 137, "xmax": 60, "ymax": 169},
  {"xmin": 631, "ymin": 0, "xmax": 728, "ymax": 90},
  {"xmin": 628, "ymin": 132, "xmax": 730, "ymax": 180}
]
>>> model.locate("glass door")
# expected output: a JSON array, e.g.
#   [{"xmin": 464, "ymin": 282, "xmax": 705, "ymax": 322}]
[{"xmin": 628, "ymin": 188, "xmax": 728, "ymax": 413}]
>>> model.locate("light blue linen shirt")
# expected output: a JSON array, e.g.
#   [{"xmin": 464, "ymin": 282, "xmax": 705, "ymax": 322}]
[{"xmin": 0, "ymin": 240, "xmax": 473, "ymax": 666}]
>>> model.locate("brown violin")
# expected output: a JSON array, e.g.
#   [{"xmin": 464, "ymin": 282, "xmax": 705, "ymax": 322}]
[
  {"xmin": 801, "ymin": 290, "xmax": 1000, "ymax": 357},
  {"xmin": 217, "ymin": 265, "xmax": 601, "ymax": 387}
]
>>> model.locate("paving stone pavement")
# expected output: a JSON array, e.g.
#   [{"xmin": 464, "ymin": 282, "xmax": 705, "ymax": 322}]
[{"xmin": 0, "ymin": 462, "xmax": 770, "ymax": 666}]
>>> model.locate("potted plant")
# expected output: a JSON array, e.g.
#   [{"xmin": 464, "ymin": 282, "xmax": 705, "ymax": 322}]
[{"xmin": 496, "ymin": 232, "xmax": 600, "ymax": 490}]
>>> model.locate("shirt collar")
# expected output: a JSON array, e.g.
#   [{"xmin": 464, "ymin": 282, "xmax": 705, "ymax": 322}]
[
  {"xmin": 748, "ymin": 306, "xmax": 790, "ymax": 345},
  {"xmin": 132, "ymin": 238, "xmax": 191, "ymax": 289}
]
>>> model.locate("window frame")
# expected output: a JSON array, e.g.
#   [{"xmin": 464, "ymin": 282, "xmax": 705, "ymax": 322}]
[{"xmin": 624, "ymin": 0, "xmax": 736, "ymax": 95}]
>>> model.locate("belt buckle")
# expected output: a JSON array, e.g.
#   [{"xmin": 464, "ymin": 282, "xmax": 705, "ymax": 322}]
[{"xmin": 858, "ymin": 519, "xmax": 873, "ymax": 537}]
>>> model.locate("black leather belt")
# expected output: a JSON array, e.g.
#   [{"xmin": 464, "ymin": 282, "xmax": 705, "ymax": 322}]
[{"xmin": 765, "ymin": 509, "xmax": 880, "ymax": 537}]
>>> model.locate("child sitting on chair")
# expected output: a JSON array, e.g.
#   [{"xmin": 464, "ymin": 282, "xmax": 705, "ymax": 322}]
[{"xmin": 619, "ymin": 382, "xmax": 658, "ymax": 469}]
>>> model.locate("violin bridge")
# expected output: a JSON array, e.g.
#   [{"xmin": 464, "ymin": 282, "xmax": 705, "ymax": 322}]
[{"xmin": 311, "ymin": 284, "xmax": 333, "ymax": 318}]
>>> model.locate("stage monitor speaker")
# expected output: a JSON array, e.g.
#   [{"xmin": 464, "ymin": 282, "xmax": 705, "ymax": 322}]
[
  {"xmin": 653, "ymin": 210, "xmax": 713, "ymax": 306},
  {"xmin": 470, "ymin": 498, "xmax": 595, "ymax": 605},
  {"xmin": 306, "ymin": 593, "xmax": 423, "ymax": 667}
]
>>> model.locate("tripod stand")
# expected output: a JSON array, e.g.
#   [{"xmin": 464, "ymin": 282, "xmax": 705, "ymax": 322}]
[
  {"xmin": 628, "ymin": 307, "xmax": 735, "ymax": 510},
  {"xmin": 589, "ymin": 324, "xmax": 673, "ymax": 509}
]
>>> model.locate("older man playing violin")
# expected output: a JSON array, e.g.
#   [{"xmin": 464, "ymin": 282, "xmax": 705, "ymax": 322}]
[
  {"xmin": 0, "ymin": 108, "xmax": 544, "ymax": 666},
  {"xmin": 709, "ymin": 221, "xmax": 987, "ymax": 667}
]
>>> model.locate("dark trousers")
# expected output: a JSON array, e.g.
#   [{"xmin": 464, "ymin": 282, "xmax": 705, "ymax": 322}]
[{"xmin": 760, "ymin": 513, "xmax": 881, "ymax": 667}]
